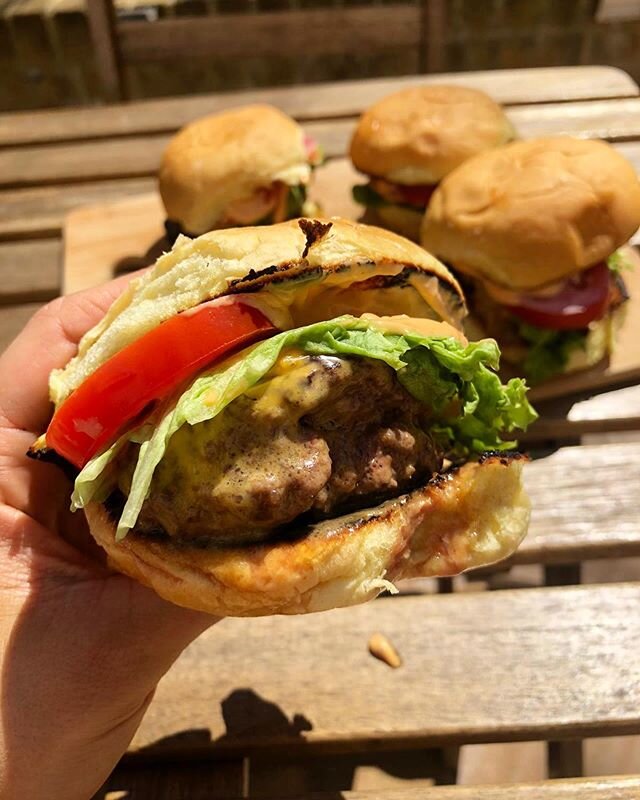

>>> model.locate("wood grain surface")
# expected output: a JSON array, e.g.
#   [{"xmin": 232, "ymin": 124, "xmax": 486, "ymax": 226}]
[
  {"xmin": 0, "ymin": 178, "xmax": 156, "ymax": 241},
  {"xmin": 1, "ymin": 66, "xmax": 635, "ymax": 148},
  {"xmin": 131, "ymin": 583, "xmax": 640, "ymax": 755},
  {"xmin": 283, "ymin": 775, "xmax": 640, "ymax": 798},
  {"xmin": 118, "ymin": 6, "xmax": 421, "ymax": 63},
  {"xmin": 63, "ymin": 192, "xmax": 165, "ymax": 294},
  {"xmin": 0, "ymin": 302, "xmax": 42, "ymax": 352},
  {"xmin": 0, "ymin": 239, "xmax": 60, "ymax": 304},
  {"xmin": 94, "ymin": 759, "xmax": 247, "ymax": 800},
  {"xmin": 6, "ymin": 98, "xmax": 640, "ymax": 190},
  {"xmin": 95, "ymin": 768, "xmax": 640, "ymax": 799},
  {"xmin": 260, "ymin": 775, "xmax": 640, "ymax": 798},
  {"xmin": 516, "ymin": 442, "xmax": 640, "ymax": 565}
]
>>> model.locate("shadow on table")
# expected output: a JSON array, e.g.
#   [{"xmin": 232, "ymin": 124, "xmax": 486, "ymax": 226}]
[
  {"xmin": 95, "ymin": 688, "xmax": 456, "ymax": 797},
  {"xmin": 115, "ymin": 687, "xmax": 314, "ymax": 758},
  {"xmin": 218, "ymin": 687, "xmax": 314, "ymax": 743},
  {"xmin": 114, "ymin": 235, "xmax": 170, "ymax": 275}
]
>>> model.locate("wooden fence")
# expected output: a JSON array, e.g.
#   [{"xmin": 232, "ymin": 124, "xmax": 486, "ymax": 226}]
[{"xmin": 2, "ymin": 0, "xmax": 640, "ymax": 110}]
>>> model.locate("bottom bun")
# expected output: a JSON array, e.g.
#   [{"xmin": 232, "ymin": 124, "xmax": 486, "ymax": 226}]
[
  {"xmin": 363, "ymin": 204, "xmax": 424, "ymax": 242},
  {"xmin": 87, "ymin": 454, "xmax": 529, "ymax": 617}
]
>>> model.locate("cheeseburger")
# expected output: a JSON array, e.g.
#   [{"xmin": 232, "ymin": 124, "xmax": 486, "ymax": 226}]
[
  {"xmin": 422, "ymin": 137, "xmax": 640, "ymax": 384},
  {"xmin": 350, "ymin": 86, "xmax": 515, "ymax": 241},
  {"xmin": 31, "ymin": 219, "xmax": 535, "ymax": 617},
  {"xmin": 160, "ymin": 104, "xmax": 322, "ymax": 243}
]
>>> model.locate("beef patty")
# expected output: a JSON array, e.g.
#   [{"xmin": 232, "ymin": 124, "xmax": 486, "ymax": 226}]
[{"xmin": 125, "ymin": 354, "xmax": 442, "ymax": 543}]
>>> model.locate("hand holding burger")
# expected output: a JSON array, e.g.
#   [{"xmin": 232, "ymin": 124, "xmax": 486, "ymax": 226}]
[
  {"xmin": 32, "ymin": 218, "xmax": 536, "ymax": 617},
  {"xmin": 0, "ymin": 278, "xmax": 216, "ymax": 800}
]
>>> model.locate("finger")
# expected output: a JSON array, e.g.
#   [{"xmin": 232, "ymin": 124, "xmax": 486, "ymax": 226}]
[{"xmin": 0, "ymin": 271, "xmax": 146, "ymax": 434}]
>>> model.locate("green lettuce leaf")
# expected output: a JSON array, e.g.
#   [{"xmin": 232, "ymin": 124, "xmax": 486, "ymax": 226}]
[
  {"xmin": 607, "ymin": 249, "xmax": 635, "ymax": 274},
  {"xmin": 518, "ymin": 322, "xmax": 587, "ymax": 385},
  {"xmin": 72, "ymin": 316, "xmax": 536, "ymax": 539},
  {"xmin": 352, "ymin": 184, "xmax": 388, "ymax": 208},
  {"xmin": 286, "ymin": 184, "xmax": 307, "ymax": 218},
  {"xmin": 352, "ymin": 183, "xmax": 423, "ymax": 212}
]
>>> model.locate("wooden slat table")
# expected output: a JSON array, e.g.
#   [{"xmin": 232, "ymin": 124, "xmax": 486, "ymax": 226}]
[
  {"xmin": 95, "ymin": 581, "xmax": 640, "ymax": 797},
  {"xmin": 134, "ymin": 583, "xmax": 640, "ymax": 753},
  {"xmin": 3, "ymin": 65, "xmax": 640, "ymax": 797}
]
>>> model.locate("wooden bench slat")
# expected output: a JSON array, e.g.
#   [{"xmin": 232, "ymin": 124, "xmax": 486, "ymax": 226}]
[
  {"xmin": 569, "ymin": 384, "xmax": 640, "ymax": 423},
  {"xmin": 95, "ymin": 768, "xmax": 640, "ymax": 799},
  {"xmin": 4, "ymin": 98, "xmax": 640, "ymax": 190},
  {"xmin": 515, "ymin": 442, "xmax": 640, "ymax": 564},
  {"xmin": 597, "ymin": 0, "xmax": 640, "ymax": 23},
  {"xmin": 0, "ymin": 134, "xmax": 173, "ymax": 189},
  {"xmin": 0, "ymin": 239, "xmax": 60, "ymax": 303},
  {"xmin": 521, "ymin": 415, "xmax": 640, "ymax": 443},
  {"xmin": 0, "ymin": 302, "xmax": 43, "ymax": 353},
  {"xmin": 2, "ymin": 134, "xmax": 640, "ymax": 242},
  {"xmin": 508, "ymin": 96, "xmax": 640, "ymax": 141},
  {"xmin": 269, "ymin": 775, "xmax": 640, "ymax": 798},
  {"xmin": 118, "ymin": 6, "xmax": 420, "ymax": 63},
  {"xmin": 132, "ymin": 583, "xmax": 640, "ymax": 755},
  {"xmin": 0, "ymin": 178, "xmax": 156, "ymax": 241},
  {"xmin": 0, "ymin": 66, "xmax": 636, "ymax": 148},
  {"xmin": 275, "ymin": 775, "xmax": 640, "ymax": 798},
  {"xmin": 94, "ymin": 759, "xmax": 247, "ymax": 800}
]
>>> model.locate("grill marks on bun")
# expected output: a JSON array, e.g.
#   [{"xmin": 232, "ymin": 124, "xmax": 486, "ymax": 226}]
[{"xmin": 51, "ymin": 218, "xmax": 465, "ymax": 406}]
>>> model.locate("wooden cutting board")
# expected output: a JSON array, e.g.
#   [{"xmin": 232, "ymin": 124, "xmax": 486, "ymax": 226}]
[
  {"xmin": 63, "ymin": 157, "xmax": 640, "ymax": 408},
  {"xmin": 63, "ymin": 159, "xmax": 361, "ymax": 294}
]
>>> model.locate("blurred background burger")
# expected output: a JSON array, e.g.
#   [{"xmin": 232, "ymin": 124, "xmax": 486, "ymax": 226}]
[
  {"xmin": 350, "ymin": 85, "xmax": 514, "ymax": 241},
  {"xmin": 421, "ymin": 136, "xmax": 640, "ymax": 384},
  {"xmin": 160, "ymin": 104, "xmax": 322, "ymax": 243}
]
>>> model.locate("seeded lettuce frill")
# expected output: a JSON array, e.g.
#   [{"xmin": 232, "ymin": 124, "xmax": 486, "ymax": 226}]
[{"xmin": 71, "ymin": 316, "xmax": 537, "ymax": 540}]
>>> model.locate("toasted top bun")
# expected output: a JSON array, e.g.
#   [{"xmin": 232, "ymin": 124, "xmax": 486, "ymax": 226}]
[
  {"xmin": 159, "ymin": 104, "xmax": 310, "ymax": 234},
  {"xmin": 350, "ymin": 85, "xmax": 514, "ymax": 185},
  {"xmin": 421, "ymin": 136, "xmax": 640, "ymax": 290},
  {"xmin": 87, "ymin": 453, "xmax": 529, "ymax": 617},
  {"xmin": 51, "ymin": 218, "xmax": 465, "ymax": 406}
]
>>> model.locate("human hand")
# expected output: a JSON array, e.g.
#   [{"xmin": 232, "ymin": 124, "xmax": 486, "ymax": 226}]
[{"xmin": 0, "ymin": 278, "xmax": 216, "ymax": 800}]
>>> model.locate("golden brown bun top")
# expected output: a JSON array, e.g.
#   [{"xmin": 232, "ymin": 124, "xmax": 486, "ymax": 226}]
[
  {"xmin": 349, "ymin": 85, "xmax": 515, "ymax": 185},
  {"xmin": 421, "ymin": 136, "xmax": 640, "ymax": 290},
  {"xmin": 159, "ymin": 104, "xmax": 309, "ymax": 234},
  {"xmin": 50, "ymin": 218, "xmax": 464, "ymax": 405}
]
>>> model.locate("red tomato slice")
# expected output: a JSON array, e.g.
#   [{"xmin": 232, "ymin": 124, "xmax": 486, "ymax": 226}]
[
  {"xmin": 369, "ymin": 178, "xmax": 436, "ymax": 208},
  {"xmin": 394, "ymin": 183, "xmax": 437, "ymax": 208},
  {"xmin": 304, "ymin": 134, "xmax": 322, "ymax": 166},
  {"xmin": 506, "ymin": 262, "xmax": 611, "ymax": 331},
  {"xmin": 47, "ymin": 302, "xmax": 277, "ymax": 469}
]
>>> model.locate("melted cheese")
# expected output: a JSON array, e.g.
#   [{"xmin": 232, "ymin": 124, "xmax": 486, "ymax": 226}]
[
  {"xmin": 289, "ymin": 284, "xmax": 440, "ymax": 326},
  {"xmin": 360, "ymin": 314, "xmax": 467, "ymax": 345}
]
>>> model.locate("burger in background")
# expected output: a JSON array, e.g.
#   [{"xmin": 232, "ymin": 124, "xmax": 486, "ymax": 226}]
[
  {"xmin": 350, "ymin": 85, "xmax": 515, "ymax": 241},
  {"xmin": 159, "ymin": 104, "xmax": 323, "ymax": 244},
  {"xmin": 421, "ymin": 136, "xmax": 640, "ymax": 384}
]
